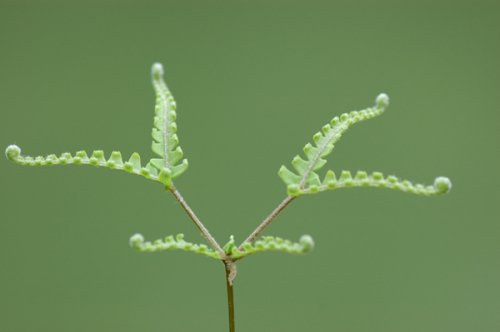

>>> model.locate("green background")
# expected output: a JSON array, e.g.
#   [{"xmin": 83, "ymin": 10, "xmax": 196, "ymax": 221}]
[{"xmin": 1, "ymin": 1, "xmax": 499, "ymax": 331}]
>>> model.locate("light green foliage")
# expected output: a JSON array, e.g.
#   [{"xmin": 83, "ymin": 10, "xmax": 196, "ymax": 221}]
[
  {"xmin": 288, "ymin": 170, "xmax": 452, "ymax": 196},
  {"xmin": 129, "ymin": 233, "xmax": 315, "ymax": 260},
  {"xmin": 130, "ymin": 233, "xmax": 221, "ymax": 259},
  {"xmin": 4, "ymin": 63, "xmax": 189, "ymax": 189},
  {"xmin": 279, "ymin": 93, "xmax": 452, "ymax": 197},
  {"xmin": 149, "ymin": 63, "xmax": 188, "ymax": 178},
  {"xmin": 5, "ymin": 64, "xmax": 452, "ymax": 263},
  {"xmin": 5, "ymin": 63, "xmax": 452, "ymax": 331},
  {"xmin": 229, "ymin": 235, "xmax": 314, "ymax": 260},
  {"xmin": 5, "ymin": 146, "xmax": 171, "ymax": 185}
]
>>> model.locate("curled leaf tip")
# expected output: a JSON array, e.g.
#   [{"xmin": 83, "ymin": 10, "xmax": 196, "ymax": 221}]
[
  {"xmin": 434, "ymin": 176, "xmax": 452, "ymax": 194},
  {"xmin": 223, "ymin": 235, "xmax": 236, "ymax": 254},
  {"xmin": 5, "ymin": 144, "xmax": 21, "ymax": 161},
  {"xmin": 375, "ymin": 93, "xmax": 389, "ymax": 108},
  {"xmin": 299, "ymin": 235, "xmax": 315, "ymax": 253},
  {"xmin": 129, "ymin": 233, "xmax": 145, "ymax": 248},
  {"xmin": 151, "ymin": 62, "xmax": 164, "ymax": 81}
]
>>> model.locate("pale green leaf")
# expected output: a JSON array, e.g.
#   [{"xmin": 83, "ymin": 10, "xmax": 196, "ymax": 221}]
[{"xmin": 149, "ymin": 63, "xmax": 188, "ymax": 180}]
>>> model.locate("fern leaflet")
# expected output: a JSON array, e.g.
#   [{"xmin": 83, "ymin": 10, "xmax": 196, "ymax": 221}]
[
  {"xmin": 5, "ymin": 145, "xmax": 171, "ymax": 185},
  {"xmin": 279, "ymin": 93, "xmax": 388, "ymax": 193},
  {"xmin": 294, "ymin": 169, "xmax": 451, "ymax": 196},
  {"xmin": 229, "ymin": 235, "xmax": 314, "ymax": 260},
  {"xmin": 149, "ymin": 63, "xmax": 188, "ymax": 180},
  {"xmin": 130, "ymin": 233, "xmax": 221, "ymax": 259}
]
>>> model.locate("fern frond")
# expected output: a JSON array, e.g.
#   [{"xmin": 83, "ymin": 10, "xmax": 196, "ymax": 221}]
[
  {"xmin": 150, "ymin": 63, "xmax": 188, "ymax": 180},
  {"xmin": 5, "ymin": 145, "xmax": 171, "ymax": 186},
  {"xmin": 289, "ymin": 169, "xmax": 452, "ymax": 196},
  {"xmin": 279, "ymin": 93, "xmax": 389, "ymax": 193},
  {"xmin": 129, "ymin": 233, "xmax": 221, "ymax": 259},
  {"xmin": 226, "ymin": 235, "xmax": 314, "ymax": 260},
  {"xmin": 278, "ymin": 94, "xmax": 452, "ymax": 197}
]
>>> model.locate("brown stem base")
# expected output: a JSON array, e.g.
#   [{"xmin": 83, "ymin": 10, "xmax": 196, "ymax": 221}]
[{"xmin": 224, "ymin": 262, "xmax": 236, "ymax": 332}]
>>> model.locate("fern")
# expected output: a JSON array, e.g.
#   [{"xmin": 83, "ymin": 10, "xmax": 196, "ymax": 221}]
[
  {"xmin": 229, "ymin": 235, "xmax": 314, "ymax": 260},
  {"xmin": 294, "ymin": 170, "xmax": 452, "ymax": 196},
  {"xmin": 149, "ymin": 63, "xmax": 188, "ymax": 179},
  {"xmin": 278, "ymin": 93, "xmax": 451, "ymax": 197},
  {"xmin": 4, "ymin": 63, "xmax": 190, "ymax": 189},
  {"xmin": 129, "ymin": 233, "xmax": 314, "ymax": 260},
  {"xmin": 5, "ymin": 146, "xmax": 171, "ymax": 185},
  {"xmin": 130, "ymin": 233, "xmax": 221, "ymax": 259},
  {"xmin": 5, "ymin": 63, "xmax": 452, "ymax": 332}
]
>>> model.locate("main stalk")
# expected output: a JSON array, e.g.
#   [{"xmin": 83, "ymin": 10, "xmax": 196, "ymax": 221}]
[{"xmin": 224, "ymin": 262, "xmax": 236, "ymax": 332}]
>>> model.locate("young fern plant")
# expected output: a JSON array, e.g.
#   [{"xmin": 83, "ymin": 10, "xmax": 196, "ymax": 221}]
[{"xmin": 5, "ymin": 63, "xmax": 451, "ymax": 332}]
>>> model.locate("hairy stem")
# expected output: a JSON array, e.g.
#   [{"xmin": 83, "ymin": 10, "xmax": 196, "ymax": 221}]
[
  {"xmin": 224, "ymin": 262, "xmax": 236, "ymax": 332},
  {"xmin": 169, "ymin": 184, "xmax": 225, "ymax": 257},
  {"xmin": 238, "ymin": 196, "xmax": 296, "ymax": 249}
]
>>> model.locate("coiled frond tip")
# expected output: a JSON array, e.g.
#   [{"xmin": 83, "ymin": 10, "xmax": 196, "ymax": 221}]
[
  {"xmin": 375, "ymin": 93, "xmax": 389, "ymax": 108},
  {"xmin": 299, "ymin": 235, "xmax": 315, "ymax": 253},
  {"xmin": 129, "ymin": 233, "xmax": 145, "ymax": 248},
  {"xmin": 434, "ymin": 176, "xmax": 452, "ymax": 194},
  {"xmin": 151, "ymin": 63, "xmax": 164, "ymax": 81},
  {"xmin": 5, "ymin": 144, "xmax": 21, "ymax": 161}
]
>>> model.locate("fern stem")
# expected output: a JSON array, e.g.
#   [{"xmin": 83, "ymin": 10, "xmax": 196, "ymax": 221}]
[
  {"xmin": 170, "ymin": 185, "xmax": 225, "ymax": 257},
  {"xmin": 161, "ymin": 95, "xmax": 171, "ymax": 169},
  {"xmin": 224, "ymin": 262, "xmax": 236, "ymax": 332},
  {"xmin": 238, "ymin": 196, "xmax": 296, "ymax": 249}
]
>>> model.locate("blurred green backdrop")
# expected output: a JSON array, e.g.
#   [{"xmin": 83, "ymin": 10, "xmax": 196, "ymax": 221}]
[{"xmin": 1, "ymin": 1, "xmax": 499, "ymax": 331}]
